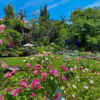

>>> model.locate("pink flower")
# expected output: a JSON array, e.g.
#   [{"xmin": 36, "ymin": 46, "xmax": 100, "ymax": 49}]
[
  {"xmin": 11, "ymin": 70, "xmax": 16, "ymax": 75},
  {"xmin": 32, "ymin": 64, "xmax": 42, "ymax": 70},
  {"xmin": 5, "ymin": 88, "xmax": 10, "ymax": 92},
  {"xmin": 61, "ymin": 75, "xmax": 67, "ymax": 81},
  {"xmin": 1, "ymin": 64, "xmax": 7, "ymax": 69},
  {"xmin": 61, "ymin": 65, "xmax": 69, "ymax": 72},
  {"xmin": 33, "ymin": 70, "xmax": 40, "ymax": 75},
  {"xmin": 30, "ymin": 78, "xmax": 41, "ymax": 90},
  {"xmin": 0, "ymin": 97, "xmax": 4, "ymax": 100},
  {"xmin": 49, "ymin": 69, "xmax": 58, "ymax": 77},
  {"xmin": 24, "ymin": 20, "xmax": 28, "ymax": 23},
  {"xmin": 0, "ymin": 39, "xmax": 3, "ymax": 45},
  {"xmin": 53, "ymin": 92, "xmax": 61, "ymax": 100},
  {"xmin": 26, "ymin": 63, "xmax": 31, "ymax": 68},
  {"xmin": 4, "ymin": 72, "xmax": 12, "ymax": 79},
  {"xmin": 32, "ymin": 93, "xmax": 35, "ymax": 97},
  {"xmin": 41, "ymin": 72, "xmax": 47, "ymax": 81},
  {"xmin": 19, "ymin": 80, "xmax": 27, "ymax": 88},
  {"xmin": 11, "ymin": 88, "xmax": 21, "ymax": 96},
  {"xmin": 48, "ymin": 65, "xmax": 51, "ymax": 69},
  {"xmin": 0, "ymin": 24, "xmax": 5, "ymax": 33}
]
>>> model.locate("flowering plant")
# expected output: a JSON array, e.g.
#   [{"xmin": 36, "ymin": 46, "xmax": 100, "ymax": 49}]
[
  {"xmin": 0, "ymin": 52, "xmax": 68, "ymax": 100},
  {"xmin": 0, "ymin": 51, "xmax": 100, "ymax": 100}
]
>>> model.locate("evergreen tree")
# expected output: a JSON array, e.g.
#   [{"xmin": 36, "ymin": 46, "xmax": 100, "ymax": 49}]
[
  {"xmin": 4, "ymin": 4, "xmax": 16, "ymax": 19},
  {"xmin": 18, "ymin": 9, "xmax": 26, "ymax": 20},
  {"xmin": 39, "ymin": 5, "xmax": 49, "ymax": 24},
  {"xmin": 38, "ymin": 5, "xmax": 51, "ymax": 45}
]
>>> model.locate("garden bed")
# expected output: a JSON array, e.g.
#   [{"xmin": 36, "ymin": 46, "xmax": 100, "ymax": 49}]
[{"xmin": 0, "ymin": 52, "xmax": 100, "ymax": 100}]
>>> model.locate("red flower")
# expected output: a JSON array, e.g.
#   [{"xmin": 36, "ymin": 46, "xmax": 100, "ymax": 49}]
[
  {"xmin": 4, "ymin": 72, "xmax": 12, "ymax": 79},
  {"xmin": 0, "ymin": 24, "xmax": 5, "ymax": 33},
  {"xmin": 32, "ymin": 93, "xmax": 35, "ymax": 97},
  {"xmin": 61, "ymin": 65, "xmax": 69, "ymax": 72},
  {"xmin": 32, "ymin": 64, "xmax": 42, "ymax": 70},
  {"xmin": 11, "ymin": 70, "xmax": 16, "ymax": 75},
  {"xmin": 0, "ymin": 97, "xmax": 5, "ymax": 100},
  {"xmin": 1, "ymin": 64, "xmax": 7, "ymax": 69},
  {"xmin": 49, "ymin": 69, "xmax": 58, "ymax": 77},
  {"xmin": 19, "ymin": 80, "xmax": 27, "ymax": 88},
  {"xmin": 11, "ymin": 88, "xmax": 21, "ymax": 96},
  {"xmin": 30, "ymin": 78, "xmax": 41, "ymax": 90},
  {"xmin": 53, "ymin": 92, "xmax": 61, "ymax": 100},
  {"xmin": 26, "ymin": 63, "xmax": 31, "ymax": 68},
  {"xmin": 0, "ymin": 39, "xmax": 3, "ymax": 45},
  {"xmin": 33, "ymin": 70, "xmax": 40, "ymax": 75},
  {"xmin": 61, "ymin": 75, "xmax": 67, "ymax": 81},
  {"xmin": 41, "ymin": 72, "xmax": 48, "ymax": 81}
]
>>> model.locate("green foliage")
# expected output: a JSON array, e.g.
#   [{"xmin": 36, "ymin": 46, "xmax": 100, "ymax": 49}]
[
  {"xmin": 0, "ymin": 29, "xmax": 23, "ymax": 56},
  {"xmin": 68, "ymin": 8, "xmax": 100, "ymax": 51},
  {"xmin": 4, "ymin": 4, "xmax": 16, "ymax": 19}
]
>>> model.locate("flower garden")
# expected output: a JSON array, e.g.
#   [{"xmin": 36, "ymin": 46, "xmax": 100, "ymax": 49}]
[
  {"xmin": 1, "ymin": 3, "xmax": 100, "ymax": 100},
  {"xmin": 0, "ymin": 51, "xmax": 100, "ymax": 100}
]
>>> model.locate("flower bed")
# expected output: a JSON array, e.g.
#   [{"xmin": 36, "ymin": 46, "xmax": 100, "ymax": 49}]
[{"xmin": 0, "ymin": 52, "xmax": 100, "ymax": 100}]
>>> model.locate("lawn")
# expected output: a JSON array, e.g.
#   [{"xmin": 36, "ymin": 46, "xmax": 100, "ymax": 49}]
[{"xmin": 0, "ymin": 56, "xmax": 31, "ymax": 66}]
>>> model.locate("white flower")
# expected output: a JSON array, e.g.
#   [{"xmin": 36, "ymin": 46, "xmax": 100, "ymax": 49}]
[
  {"xmin": 84, "ymin": 68, "xmax": 88, "ymax": 72},
  {"xmin": 72, "ymin": 94, "xmax": 75, "ymax": 97},
  {"xmin": 90, "ymin": 80, "xmax": 94, "ymax": 84},
  {"xmin": 61, "ymin": 97, "xmax": 66, "ymax": 100},
  {"xmin": 23, "ymin": 60, "xmax": 26, "ymax": 62},
  {"xmin": 64, "ymin": 90, "xmax": 66, "ymax": 93},
  {"xmin": 74, "ymin": 65, "xmax": 77, "ymax": 70},
  {"xmin": 70, "ymin": 68, "xmax": 74, "ymax": 71},
  {"xmin": 42, "ymin": 60, "xmax": 45, "ymax": 63},
  {"xmin": 45, "ymin": 57, "xmax": 48, "ymax": 61},
  {"xmin": 72, "ymin": 85, "xmax": 77, "ymax": 89},
  {"xmin": 83, "ymin": 86, "xmax": 88, "ymax": 89}
]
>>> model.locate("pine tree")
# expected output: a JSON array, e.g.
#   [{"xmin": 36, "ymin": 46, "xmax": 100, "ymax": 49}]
[
  {"xmin": 18, "ymin": 9, "xmax": 26, "ymax": 20},
  {"xmin": 39, "ymin": 5, "xmax": 49, "ymax": 24},
  {"xmin": 4, "ymin": 4, "xmax": 16, "ymax": 19}
]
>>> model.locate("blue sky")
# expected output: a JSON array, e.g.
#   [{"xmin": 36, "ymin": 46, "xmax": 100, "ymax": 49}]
[{"xmin": 0, "ymin": 0, "xmax": 100, "ymax": 20}]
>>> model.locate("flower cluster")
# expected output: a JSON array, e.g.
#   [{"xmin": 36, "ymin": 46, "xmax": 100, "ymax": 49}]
[
  {"xmin": 0, "ymin": 24, "xmax": 5, "ymax": 33},
  {"xmin": 30, "ymin": 78, "xmax": 41, "ymax": 90}
]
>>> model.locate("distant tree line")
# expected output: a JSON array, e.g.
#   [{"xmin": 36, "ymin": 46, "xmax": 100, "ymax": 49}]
[{"xmin": 1, "ymin": 4, "xmax": 100, "ymax": 51}]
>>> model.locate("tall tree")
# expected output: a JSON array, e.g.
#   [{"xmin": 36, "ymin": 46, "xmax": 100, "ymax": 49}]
[
  {"xmin": 18, "ymin": 9, "xmax": 26, "ymax": 20},
  {"xmin": 39, "ymin": 5, "xmax": 49, "ymax": 24},
  {"xmin": 4, "ymin": 4, "xmax": 16, "ymax": 19},
  {"xmin": 38, "ymin": 5, "xmax": 51, "ymax": 45}
]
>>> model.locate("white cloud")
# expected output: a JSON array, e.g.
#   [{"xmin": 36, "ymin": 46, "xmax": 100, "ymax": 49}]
[
  {"xmin": 26, "ymin": 0, "xmax": 69, "ymax": 16},
  {"xmin": 48, "ymin": 0, "xmax": 69, "ymax": 10},
  {"xmin": 84, "ymin": 1, "xmax": 100, "ymax": 9}
]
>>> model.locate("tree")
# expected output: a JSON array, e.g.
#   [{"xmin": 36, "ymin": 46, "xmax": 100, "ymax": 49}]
[
  {"xmin": 18, "ymin": 9, "xmax": 26, "ymax": 20},
  {"xmin": 68, "ymin": 8, "xmax": 100, "ymax": 50},
  {"xmin": 4, "ymin": 4, "xmax": 16, "ymax": 19},
  {"xmin": 38, "ymin": 5, "xmax": 51, "ymax": 45}
]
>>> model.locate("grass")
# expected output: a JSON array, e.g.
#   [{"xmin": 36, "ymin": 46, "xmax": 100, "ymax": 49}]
[{"xmin": 0, "ymin": 56, "xmax": 30, "ymax": 66}]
